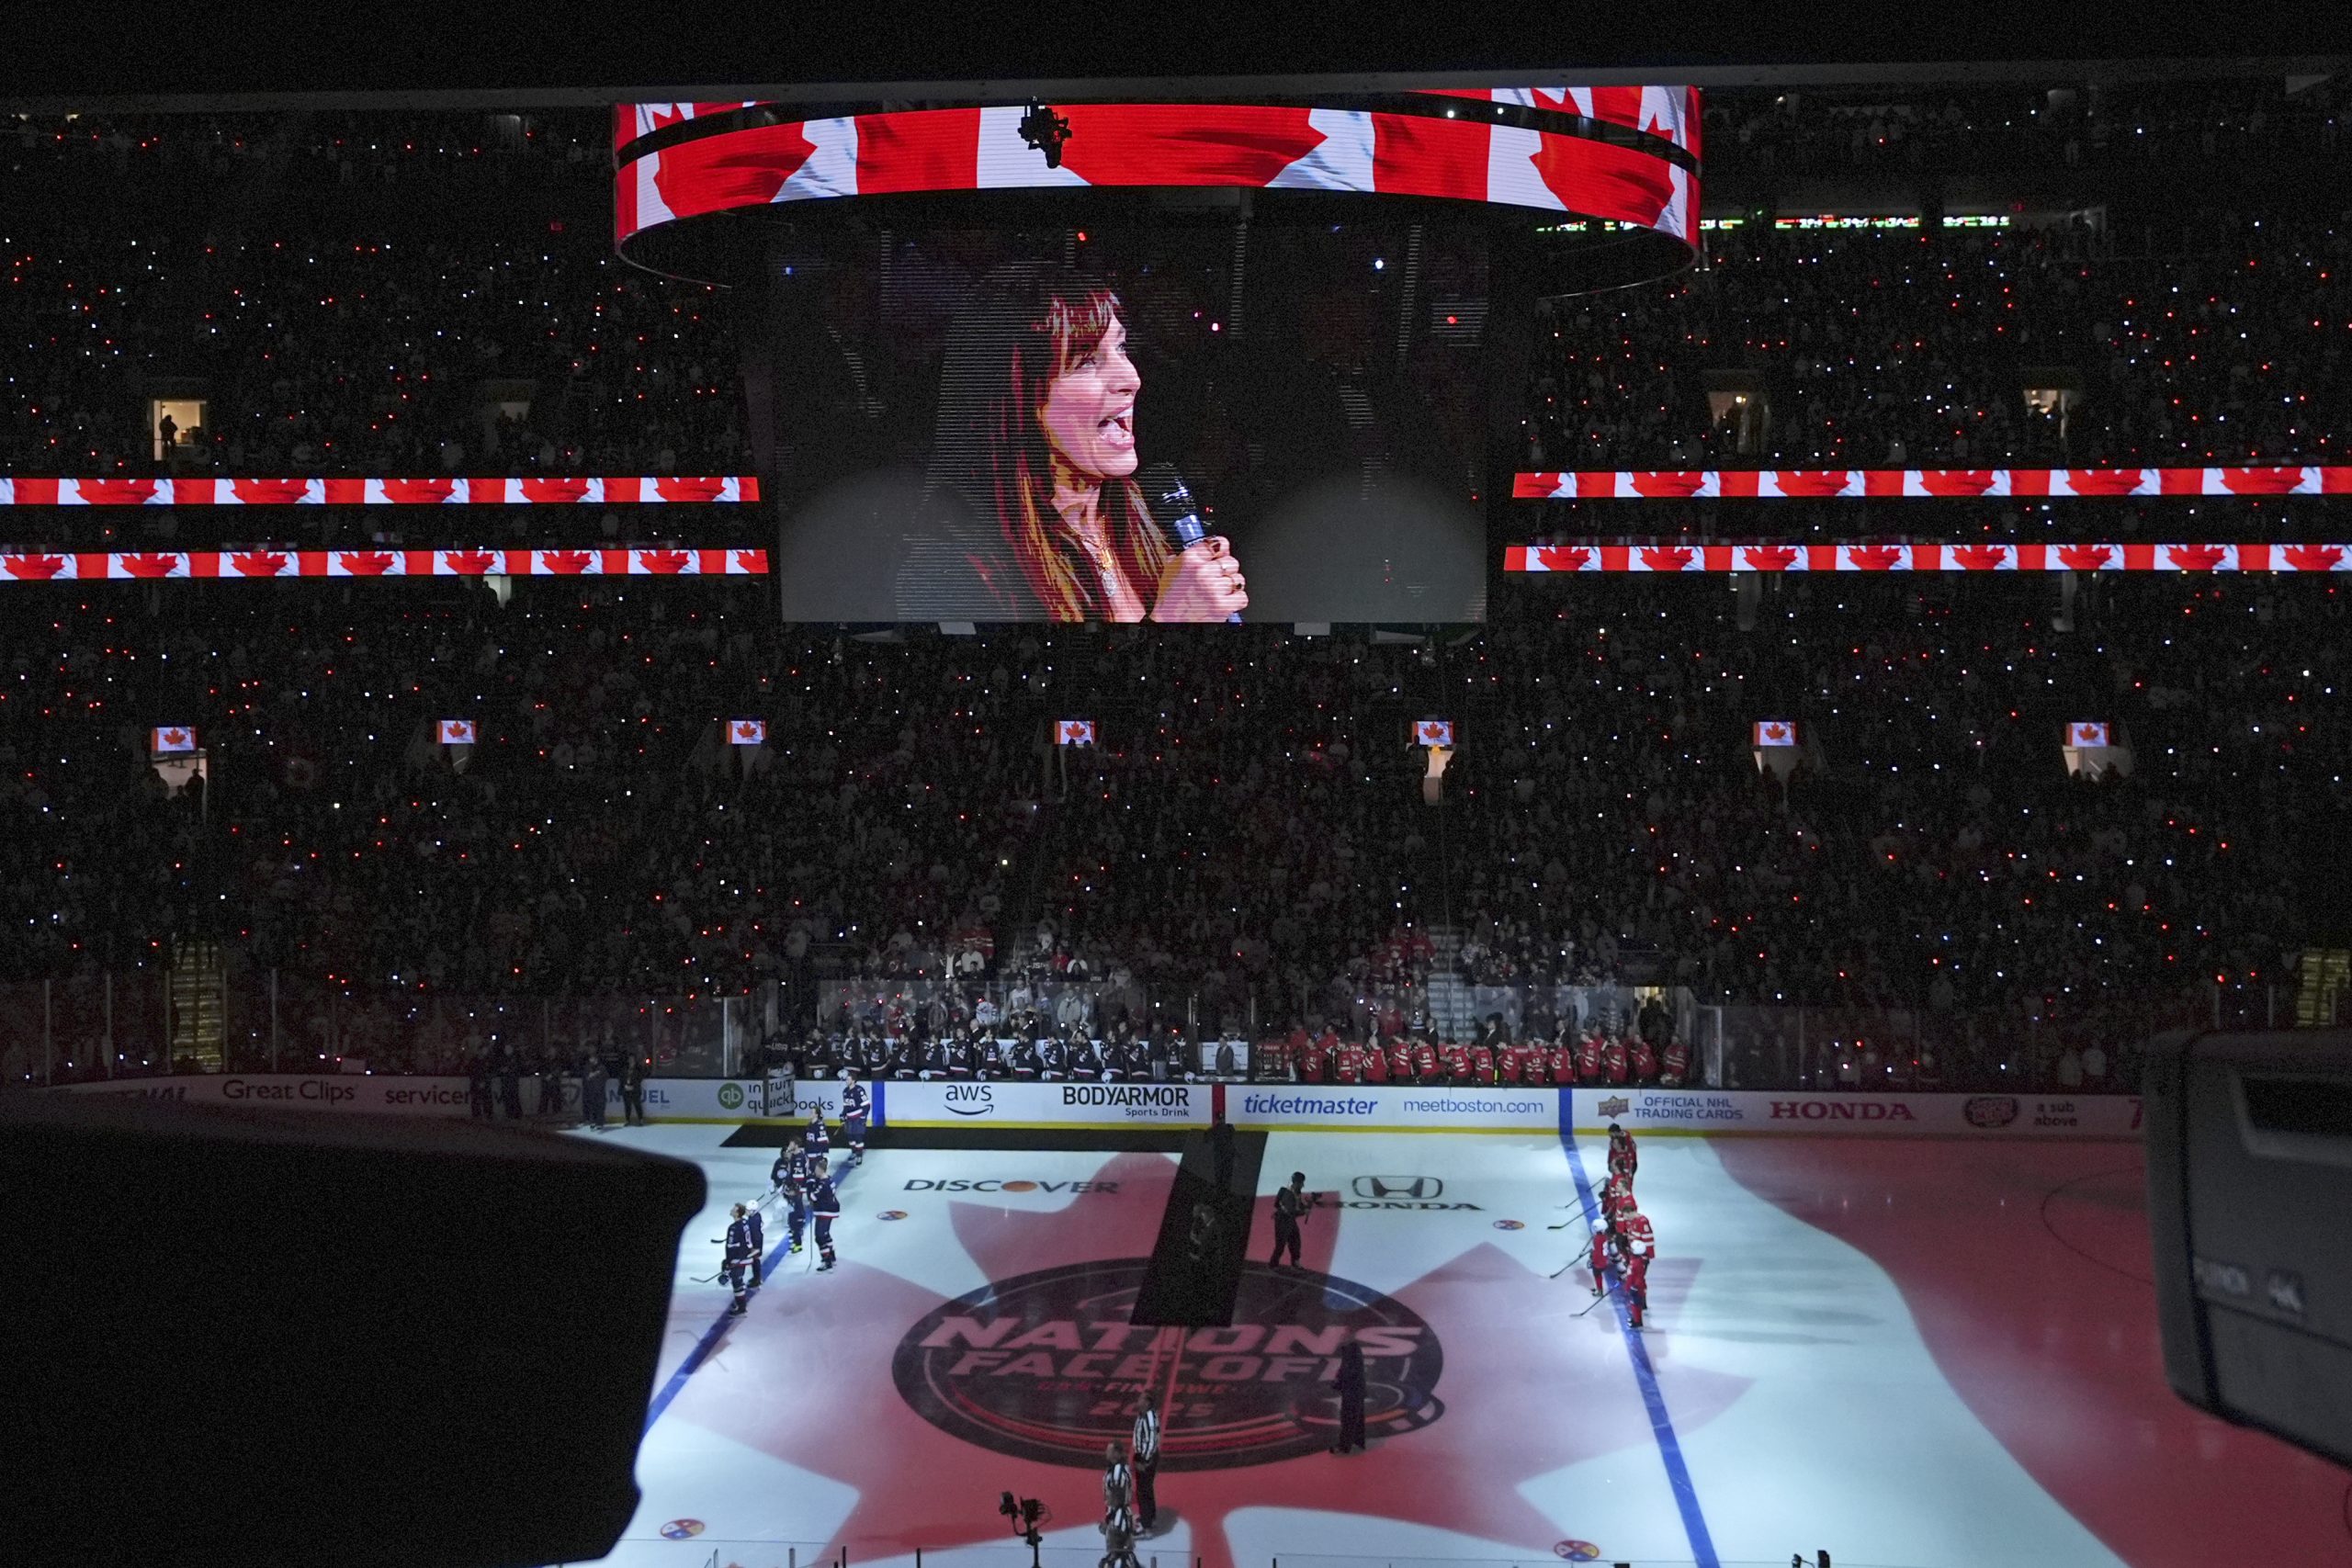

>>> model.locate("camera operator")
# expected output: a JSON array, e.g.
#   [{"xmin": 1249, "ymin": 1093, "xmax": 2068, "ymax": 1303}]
[{"xmin": 1271, "ymin": 1170, "xmax": 1315, "ymax": 1269}]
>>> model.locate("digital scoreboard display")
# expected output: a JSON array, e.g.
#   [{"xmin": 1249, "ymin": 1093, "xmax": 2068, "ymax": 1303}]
[{"xmin": 613, "ymin": 89, "xmax": 1700, "ymax": 626}]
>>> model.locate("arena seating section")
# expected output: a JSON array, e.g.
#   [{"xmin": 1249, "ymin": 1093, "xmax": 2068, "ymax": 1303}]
[{"xmin": 4, "ymin": 93, "xmax": 2346, "ymax": 1092}]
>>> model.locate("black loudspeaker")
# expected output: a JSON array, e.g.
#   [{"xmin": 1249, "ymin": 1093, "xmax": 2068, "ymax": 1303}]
[
  {"xmin": 2, "ymin": 1092, "xmax": 705, "ymax": 1567},
  {"xmin": 2144, "ymin": 1028, "xmax": 2352, "ymax": 1471}
]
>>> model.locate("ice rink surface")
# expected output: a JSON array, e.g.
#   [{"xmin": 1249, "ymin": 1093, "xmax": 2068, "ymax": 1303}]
[{"xmin": 562, "ymin": 1122, "xmax": 2352, "ymax": 1568}]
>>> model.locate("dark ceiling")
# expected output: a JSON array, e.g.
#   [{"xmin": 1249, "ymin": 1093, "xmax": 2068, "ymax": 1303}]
[{"xmin": 0, "ymin": 5, "xmax": 2344, "ymax": 111}]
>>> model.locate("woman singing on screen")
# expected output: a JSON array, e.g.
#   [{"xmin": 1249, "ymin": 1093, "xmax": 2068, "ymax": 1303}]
[{"xmin": 895, "ymin": 264, "xmax": 1248, "ymax": 623}]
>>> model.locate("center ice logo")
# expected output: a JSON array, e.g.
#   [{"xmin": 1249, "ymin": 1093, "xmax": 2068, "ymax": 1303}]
[{"xmin": 893, "ymin": 1259, "xmax": 1444, "ymax": 1469}]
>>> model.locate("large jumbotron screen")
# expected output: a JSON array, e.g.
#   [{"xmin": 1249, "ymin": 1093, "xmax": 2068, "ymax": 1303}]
[
  {"xmin": 612, "ymin": 93, "xmax": 1701, "ymax": 625},
  {"xmin": 763, "ymin": 217, "xmax": 1492, "ymax": 624}
]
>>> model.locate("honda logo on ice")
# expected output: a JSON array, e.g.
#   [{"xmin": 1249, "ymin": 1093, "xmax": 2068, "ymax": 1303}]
[{"xmin": 1352, "ymin": 1176, "xmax": 1442, "ymax": 1201}]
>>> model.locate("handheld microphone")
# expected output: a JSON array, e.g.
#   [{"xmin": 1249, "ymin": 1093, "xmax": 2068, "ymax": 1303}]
[{"xmin": 1142, "ymin": 464, "xmax": 1242, "ymax": 624}]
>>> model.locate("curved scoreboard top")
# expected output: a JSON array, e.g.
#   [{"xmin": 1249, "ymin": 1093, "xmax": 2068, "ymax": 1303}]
[{"xmin": 613, "ymin": 87, "xmax": 1700, "ymax": 285}]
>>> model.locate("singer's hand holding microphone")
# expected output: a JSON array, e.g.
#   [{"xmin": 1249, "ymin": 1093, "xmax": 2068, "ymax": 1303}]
[{"xmin": 1145, "ymin": 465, "xmax": 1247, "ymax": 623}]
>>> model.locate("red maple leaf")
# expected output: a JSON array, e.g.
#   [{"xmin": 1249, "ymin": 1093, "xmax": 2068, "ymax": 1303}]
[
  {"xmin": 1533, "ymin": 546, "xmax": 1589, "ymax": 572},
  {"xmin": 338, "ymin": 552, "xmax": 397, "ymax": 576},
  {"xmin": 654, "ymin": 477, "xmax": 729, "ymax": 503},
  {"xmin": 2056, "ymin": 545, "xmax": 2113, "ymax": 571},
  {"xmin": 119, "ymin": 553, "xmax": 181, "ymax": 578},
  {"xmin": 660, "ymin": 1155, "xmax": 1748, "ymax": 1568},
  {"xmin": 1638, "ymin": 546, "xmax": 1693, "ymax": 571},
  {"xmin": 1952, "ymin": 545, "xmax": 2010, "ymax": 570},
  {"xmin": 230, "ymin": 550, "xmax": 288, "ymax": 576},
  {"xmin": 2166, "ymin": 544, "xmax": 2228, "ymax": 571},
  {"xmin": 540, "ymin": 550, "xmax": 596, "ymax": 574},
  {"xmin": 1917, "ymin": 470, "xmax": 1997, "ymax": 497},
  {"xmin": 732, "ymin": 549, "xmax": 769, "ymax": 573},
  {"xmin": 1763, "ymin": 723, "xmax": 1791, "ymax": 742},
  {"xmin": 1628, "ymin": 472, "xmax": 1706, "ymax": 499},
  {"xmin": 2216, "ymin": 467, "xmax": 2301, "ymax": 495},
  {"xmin": 4, "ymin": 555, "xmax": 66, "ymax": 580},
  {"xmin": 74, "ymin": 479, "xmax": 159, "ymax": 506},
  {"xmin": 1741, "ymin": 545, "xmax": 1799, "ymax": 571},
  {"xmin": 652, "ymin": 120, "xmax": 818, "ymax": 220},
  {"xmin": 160, "ymin": 728, "xmax": 189, "ymax": 747},
  {"xmin": 1846, "ymin": 544, "xmax": 1905, "ymax": 570},
  {"xmin": 731, "ymin": 722, "xmax": 761, "ymax": 742},
  {"xmin": 378, "ymin": 479, "xmax": 458, "ymax": 504},
  {"xmin": 442, "ymin": 550, "xmax": 499, "ymax": 575},
  {"xmin": 1057, "ymin": 105, "xmax": 1329, "ymax": 189},
  {"xmin": 230, "ymin": 479, "xmax": 314, "ymax": 505},
  {"xmin": 636, "ymin": 549, "xmax": 693, "ymax": 574},
  {"xmin": 1773, "ymin": 471, "xmax": 1855, "ymax": 497},
  {"xmin": 1533, "ymin": 121, "xmax": 1671, "ymax": 226},
  {"xmin": 2064, "ymin": 469, "xmax": 2145, "ymax": 497},
  {"xmin": 520, "ymin": 477, "xmax": 594, "ymax": 505},
  {"xmin": 2281, "ymin": 544, "xmax": 2345, "ymax": 571}
]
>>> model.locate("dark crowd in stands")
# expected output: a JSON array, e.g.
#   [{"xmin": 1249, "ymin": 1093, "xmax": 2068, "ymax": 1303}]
[{"xmin": 5, "ymin": 88, "xmax": 2348, "ymax": 1093}]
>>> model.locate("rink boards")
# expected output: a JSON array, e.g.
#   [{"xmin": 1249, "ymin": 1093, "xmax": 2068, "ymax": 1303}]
[{"xmin": 51, "ymin": 1075, "xmax": 2144, "ymax": 1138}]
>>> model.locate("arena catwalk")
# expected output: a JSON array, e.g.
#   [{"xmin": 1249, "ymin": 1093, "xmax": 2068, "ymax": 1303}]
[{"xmin": 563, "ymin": 1124, "xmax": 2349, "ymax": 1568}]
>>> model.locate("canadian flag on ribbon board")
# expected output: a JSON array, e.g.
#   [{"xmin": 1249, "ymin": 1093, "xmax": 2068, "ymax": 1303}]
[
  {"xmin": 152, "ymin": 726, "xmax": 198, "ymax": 755},
  {"xmin": 1413, "ymin": 719, "xmax": 1455, "ymax": 748},
  {"xmin": 729, "ymin": 719, "xmax": 768, "ymax": 746},
  {"xmin": 435, "ymin": 719, "xmax": 478, "ymax": 746},
  {"xmin": 1753, "ymin": 720, "xmax": 1798, "ymax": 748},
  {"xmin": 1055, "ymin": 719, "xmax": 1096, "ymax": 747},
  {"xmin": 2066, "ymin": 721, "xmax": 2111, "ymax": 749}
]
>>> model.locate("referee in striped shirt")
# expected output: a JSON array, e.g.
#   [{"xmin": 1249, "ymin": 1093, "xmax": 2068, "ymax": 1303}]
[{"xmin": 1130, "ymin": 1397, "xmax": 1161, "ymax": 1534}]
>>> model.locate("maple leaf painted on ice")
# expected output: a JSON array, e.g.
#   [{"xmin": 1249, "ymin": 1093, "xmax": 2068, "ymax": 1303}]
[{"xmin": 660, "ymin": 1154, "xmax": 1749, "ymax": 1568}]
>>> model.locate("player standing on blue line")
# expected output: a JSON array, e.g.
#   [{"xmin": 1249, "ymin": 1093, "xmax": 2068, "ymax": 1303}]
[
  {"xmin": 721, "ymin": 1203, "xmax": 754, "ymax": 1316},
  {"xmin": 808, "ymin": 1155, "xmax": 842, "ymax": 1271},
  {"xmin": 771, "ymin": 1135, "xmax": 811, "ymax": 1254},
  {"xmin": 839, "ymin": 1073, "xmax": 869, "ymax": 1168}
]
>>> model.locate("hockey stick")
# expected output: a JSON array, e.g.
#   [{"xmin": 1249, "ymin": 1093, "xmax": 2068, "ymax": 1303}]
[{"xmin": 1573, "ymin": 1280, "xmax": 1623, "ymax": 1316}]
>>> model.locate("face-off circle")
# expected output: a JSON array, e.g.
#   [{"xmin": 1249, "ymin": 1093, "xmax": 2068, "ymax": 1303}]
[{"xmin": 893, "ymin": 1259, "xmax": 1443, "ymax": 1469}]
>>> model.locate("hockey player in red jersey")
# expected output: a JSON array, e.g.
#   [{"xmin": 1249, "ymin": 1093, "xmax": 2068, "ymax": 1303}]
[
  {"xmin": 1550, "ymin": 1038, "xmax": 1579, "ymax": 1087},
  {"xmin": 1587, "ymin": 1220, "xmax": 1612, "ymax": 1298},
  {"xmin": 1361, "ymin": 1035, "xmax": 1391, "ymax": 1085},
  {"xmin": 1467, "ymin": 1041, "xmax": 1498, "ymax": 1085},
  {"xmin": 1621, "ymin": 1240, "xmax": 1651, "ymax": 1330},
  {"xmin": 1617, "ymin": 1204, "xmax": 1655, "ymax": 1263},
  {"xmin": 1256, "ymin": 1033, "xmax": 1292, "ymax": 1083},
  {"xmin": 1332, "ymin": 1039, "xmax": 1364, "ymax": 1085},
  {"xmin": 1298, "ymin": 1038, "xmax": 1329, "ymax": 1085},
  {"xmin": 1576, "ymin": 1028, "xmax": 1605, "ymax": 1084},
  {"xmin": 1439, "ymin": 1041, "xmax": 1471, "ymax": 1083},
  {"xmin": 1628, "ymin": 1032, "xmax": 1659, "ymax": 1085},
  {"xmin": 1496, "ymin": 1039, "xmax": 1522, "ymax": 1087},
  {"xmin": 1657, "ymin": 1036, "xmax": 1690, "ymax": 1089},
  {"xmin": 1616, "ymin": 1207, "xmax": 1656, "ymax": 1329},
  {"xmin": 1600, "ymin": 1170, "xmax": 1637, "ymax": 1229},
  {"xmin": 1411, "ymin": 1037, "xmax": 1442, "ymax": 1084},
  {"xmin": 1606, "ymin": 1121, "xmax": 1639, "ymax": 1185},
  {"xmin": 1600, "ymin": 1032, "xmax": 1631, "ymax": 1087}
]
